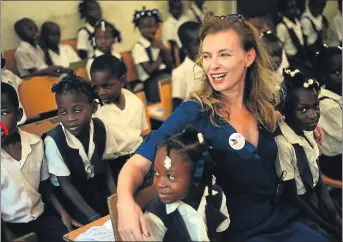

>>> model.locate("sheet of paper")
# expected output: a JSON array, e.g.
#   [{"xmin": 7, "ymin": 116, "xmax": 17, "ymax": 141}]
[{"xmin": 75, "ymin": 223, "xmax": 115, "ymax": 241}]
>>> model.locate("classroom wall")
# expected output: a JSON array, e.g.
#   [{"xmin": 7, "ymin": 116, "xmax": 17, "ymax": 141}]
[{"xmin": 1, "ymin": 1, "xmax": 234, "ymax": 52}]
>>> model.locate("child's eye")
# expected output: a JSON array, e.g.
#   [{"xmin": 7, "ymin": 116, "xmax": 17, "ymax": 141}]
[
  {"xmin": 300, "ymin": 108, "xmax": 307, "ymax": 113},
  {"xmin": 168, "ymin": 175, "xmax": 175, "ymax": 181},
  {"xmin": 1, "ymin": 111, "xmax": 8, "ymax": 116},
  {"xmin": 58, "ymin": 110, "xmax": 66, "ymax": 115},
  {"xmin": 74, "ymin": 108, "xmax": 83, "ymax": 113},
  {"xmin": 314, "ymin": 104, "xmax": 320, "ymax": 110},
  {"xmin": 105, "ymin": 84, "xmax": 113, "ymax": 89}
]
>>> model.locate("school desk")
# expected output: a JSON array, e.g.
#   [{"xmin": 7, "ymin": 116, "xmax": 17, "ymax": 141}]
[{"xmin": 63, "ymin": 215, "xmax": 110, "ymax": 241}]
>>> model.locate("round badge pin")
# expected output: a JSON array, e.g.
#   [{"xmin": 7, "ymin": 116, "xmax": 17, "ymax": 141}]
[{"xmin": 228, "ymin": 132, "xmax": 245, "ymax": 150}]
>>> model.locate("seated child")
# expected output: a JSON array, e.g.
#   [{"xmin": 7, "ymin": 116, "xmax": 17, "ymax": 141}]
[
  {"xmin": 39, "ymin": 21, "xmax": 81, "ymax": 68},
  {"xmin": 172, "ymin": 21, "xmax": 204, "ymax": 110},
  {"xmin": 301, "ymin": 0, "xmax": 326, "ymax": 57},
  {"xmin": 44, "ymin": 73, "xmax": 117, "ymax": 224},
  {"xmin": 77, "ymin": 0, "xmax": 102, "ymax": 59},
  {"xmin": 1, "ymin": 54, "xmax": 27, "ymax": 125},
  {"xmin": 1, "ymin": 82, "xmax": 81, "ymax": 241},
  {"xmin": 86, "ymin": 19, "xmax": 122, "ymax": 79},
  {"xmin": 162, "ymin": 0, "xmax": 188, "ymax": 66},
  {"xmin": 90, "ymin": 54, "xmax": 149, "ymax": 183},
  {"xmin": 276, "ymin": 0, "xmax": 312, "ymax": 75},
  {"xmin": 132, "ymin": 7, "xmax": 173, "ymax": 103},
  {"xmin": 14, "ymin": 18, "xmax": 67, "ymax": 77},
  {"xmin": 275, "ymin": 69, "xmax": 342, "ymax": 241},
  {"xmin": 144, "ymin": 125, "xmax": 230, "ymax": 241},
  {"xmin": 261, "ymin": 30, "xmax": 289, "ymax": 77},
  {"xmin": 318, "ymin": 87, "xmax": 342, "ymax": 182},
  {"xmin": 315, "ymin": 45, "xmax": 342, "ymax": 94}
]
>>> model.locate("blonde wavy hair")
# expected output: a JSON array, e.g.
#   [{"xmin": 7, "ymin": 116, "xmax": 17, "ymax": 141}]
[{"xmin": 190, "ymin": 16, "xmax": 283, "ymax": 132}]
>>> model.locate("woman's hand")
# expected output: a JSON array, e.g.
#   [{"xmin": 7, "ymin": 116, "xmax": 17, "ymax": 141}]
[
  {"xmin": 314, "ymin": 124, "xmax": 325, "ymax": 145},
  {"xmin": 117, "ymin": 197, "xmax": 150, "ymax": 241}
]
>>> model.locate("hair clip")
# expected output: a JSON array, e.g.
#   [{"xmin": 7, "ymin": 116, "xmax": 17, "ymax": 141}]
[
  {"xmin": 164, "ymin": 156, "xmax": 172, "ymax": 170},
  {"xmin": 101, "ymin": 21, "xmax": 105, "ymax": 31},
  {"xmin": 303, "ymin": 78, "xmax": 318, "ymax": 89},
  {"xmin": 284, "ymin": 69, "xmax": 300, "ymax": 77},
  {"xmin": 197, "ymin": 133, "xmax": 204, "ymax": 144}
]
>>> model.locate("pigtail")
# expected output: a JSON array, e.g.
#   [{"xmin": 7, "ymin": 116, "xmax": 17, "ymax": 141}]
[{"xmin": 94, "ymin": 19, "xmax": 122, "ymax": 43}]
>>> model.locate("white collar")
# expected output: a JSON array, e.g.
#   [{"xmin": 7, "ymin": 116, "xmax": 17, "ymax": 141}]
[
  {"xmin": 302, "ymin": 9, "xmax": 323, "ymax": 26},
  {"xmin": 94, "ymin": 49, "xmax": 105, "ymax": 57},
  {"xmin": 61, "ymin": 120, "xmax": 94, "ymax": 151},
  {"xmin": 282, "ymin": 16, "xmax": 301, "ymax": 29},
  {"xmin": 166, "ymin": 186, "xmax": 217, "ymax": 214},
  {"xmin": 319, "ymin": 88, "xmax": 342, "ymax": 102},
  {"xmin": 278, "ymin": 119, "xmax": 315, "ymax": 146},
  {"xmin": 20, "ymin": 41, "xmax": 39, "ymax": 49},
  {"xmin": 1, "ymin": 129, "xmax": 40, "ymax": 160},
  {"xmin": 138, "ymin": 36, "xmax": 152, "ymax": 48}
]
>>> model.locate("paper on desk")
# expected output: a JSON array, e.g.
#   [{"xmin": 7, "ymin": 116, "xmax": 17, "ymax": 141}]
[{"xmin": 75, "ymin": 219, "xmax": 115, "ymax": 241}]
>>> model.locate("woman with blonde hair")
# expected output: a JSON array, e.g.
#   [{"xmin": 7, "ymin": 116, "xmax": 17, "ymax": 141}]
[{"xmin": 116, "ymin": 14, "xmax": 328, "ymax": 241}]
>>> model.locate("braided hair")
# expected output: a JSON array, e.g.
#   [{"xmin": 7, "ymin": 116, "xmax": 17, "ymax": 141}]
[
  {"xmin": 157, "ymin": 125, "xmax": 213, "ymax": 185},
  {"xmin": 132, "ymin": 7, "xmax": 162, "ymax": 28},
  {"xmin": 277, "ymin": 69, "xmax": 320, "ymax": 114},
  {"xmin": 52, "ymin": 71, "xmax": 103, "ymax": 105},
  {"xmin": 94, "ymin": 19, "xmax": 122, "ymax": 43},
  {"xmin": 78, "ymin": 0, "xmax": 101, "ymax": 23}
]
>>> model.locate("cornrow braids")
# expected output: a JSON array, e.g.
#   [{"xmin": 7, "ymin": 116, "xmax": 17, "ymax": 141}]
[
  {"xmin": 132, "ymin": 7, "xmax": 162, "ymax": 28},
  {"xmin": 277, "ymin": 69, "xmax": 320, "ymax": 112},
  {"xmin": 94, "ymin": 19, "xmax": 122, "ymax": 43},
  {"xmin": 52, "ymin": 71, "xmax": 103, "ymax": 106}
]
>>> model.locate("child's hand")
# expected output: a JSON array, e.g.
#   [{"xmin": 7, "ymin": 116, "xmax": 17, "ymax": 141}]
[{"xmin": 61, "ymin": 214, "xmax": 83, "ymax": 232}]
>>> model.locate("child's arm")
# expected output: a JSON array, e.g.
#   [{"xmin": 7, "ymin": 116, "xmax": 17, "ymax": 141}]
[
  {"xmin": 57, "ymin": 176, "xmax": 100, "ymax": 222},
  {"xmin": 140, "ymin": 57, "xmax": 163, "ymax": 75},
  {"xmin": 39, "ymin": 179, "xmax": 83, "ymax": 231},
  {"xmin": 152, "ymin": 39, "xmax": 173, "ymax": 70}
]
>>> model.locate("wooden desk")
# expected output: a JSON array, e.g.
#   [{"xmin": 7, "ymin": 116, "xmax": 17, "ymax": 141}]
[{"xmin": 63, "ymin": 215, "xmax": 111, "ymax": 241}]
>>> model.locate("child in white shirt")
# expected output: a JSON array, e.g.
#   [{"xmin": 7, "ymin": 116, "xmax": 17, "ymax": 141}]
[
  {"xmin": 132, "ymin": 7, "xmax": 173, "ymax": 103},
  {"xmin": 39, "ymin": 21, "xmax": 81, "ymax": 69},
  {"xmin": 44, "ymin": 74, "xmax": 117, "ymax": 224},
  {"xmin": 172, "ymin": 21, "xmax": 204, "ymax": 110},
  {"xmin": 86, "ymin": 20, "xmax": 122, "ymax": 79},
  {"xmin": 144, "ymin": 125, "xmax": 229, "ymax": 241},
  {"xmin": 77, "ymin": 0, "xmax": 102, "ymax": 59},
  {"xmin": 275, "ymin": 69, "xmax": 341, "ymax": 240},
  {"xmin": 90, "ymin": 54, "xmax": 149, "ymax": 183},
  {"xmin": 1, "ymin": 82, "xmax": 81, "ymax": 241}
]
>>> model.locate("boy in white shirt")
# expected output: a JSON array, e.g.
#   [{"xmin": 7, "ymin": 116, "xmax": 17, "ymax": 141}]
[
  {"xmin": 14, "ymin": 18, "xmax": 66, "ymax": 77},
  {"xmin": 1, "ymin": 54, "xmax": 27, "ymax": 125},
  {"xmin": 90, "ymin": 54, "xmax": 149, "ymax": 183},
  {"xmin": 39, "ymin": 21, "xmax": 81, "ymax": 68},
  {"xmin": 1, "ymin": 82, "xmax": 81, "ymax": 241},
  {"xmin": 172, "ymin": 21, "xmax": 204, "ymax": 110}
]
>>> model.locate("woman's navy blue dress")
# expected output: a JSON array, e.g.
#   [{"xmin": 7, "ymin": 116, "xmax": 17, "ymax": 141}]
[{"xmin": 136, "ymin": 101, "xmax": 328, "ymax": 241}]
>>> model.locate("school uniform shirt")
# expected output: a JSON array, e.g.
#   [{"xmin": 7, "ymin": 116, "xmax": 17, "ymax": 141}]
[
  {"xmin": 276, "ymin": 17, "xmax": 305, "ymax": 57},
  {"xmin": 86, "ymin": 49, "xmax": 122, "ymax": 79},
  {"xmin": 1, "ymin": 129, "xmax": 49, "ymax": 223},
  {"xmin": 48, "ymin": 44, "xmax": 81, "ymax": 68},
  {"xmin": 1, "ymin": 69, "xmax": 27, "ymax": 125},
  {"xmin": 93, "ymin": 88, "xmax": 149, "ymax": 158},
  {"xmin": 301, "ymin": 10, "xmax": 323, "ymax": 46},
  {"xmin": 144, "ymin": 186, "xmax": 230, "ymax": 241},
  {"xmin": 185, "ymin": 2, "xmax": 207, "ymax": 24},
  {"xmin": 172, "ymin": 56, "xmax": 204, "ymax": 100},
  {"xmin": 131, "ymin": 36, "xmax": 166, "ymax": 82},
  {"xmin": 162, "ymin": 15, "xmax": 189, "ymax": 48},
  {"xmin": 318, "ymin": 88, "xmax": 342, "ymax": 157},
  {"xmin": 76, "ymin": 23, "xmax": 95, "ymax": 58},
  {"xmin": 275, "ymin": 119, "xmax": 320, "ymax": 195},
  {"xmin": 44, "ymin": 120, "xmax": 118, "ymax": 186},
  {"xmin": 15, "ymin": 41, "xmax": 48, "ymax": 77}
]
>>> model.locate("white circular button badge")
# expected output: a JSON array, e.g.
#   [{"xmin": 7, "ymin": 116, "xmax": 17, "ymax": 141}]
[{"xmin": 228, "ymin": 132, "xmax": 246, "ymax": 150}]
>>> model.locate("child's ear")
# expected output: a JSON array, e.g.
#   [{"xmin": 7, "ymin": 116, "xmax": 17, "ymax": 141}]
[
  {"xmin": 91, "ymin": 101, "xmax": 98, "ymax": 114},
  {"xmin": 16, "ymin": 108, "xmax": 23, "ymax": 122}
]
